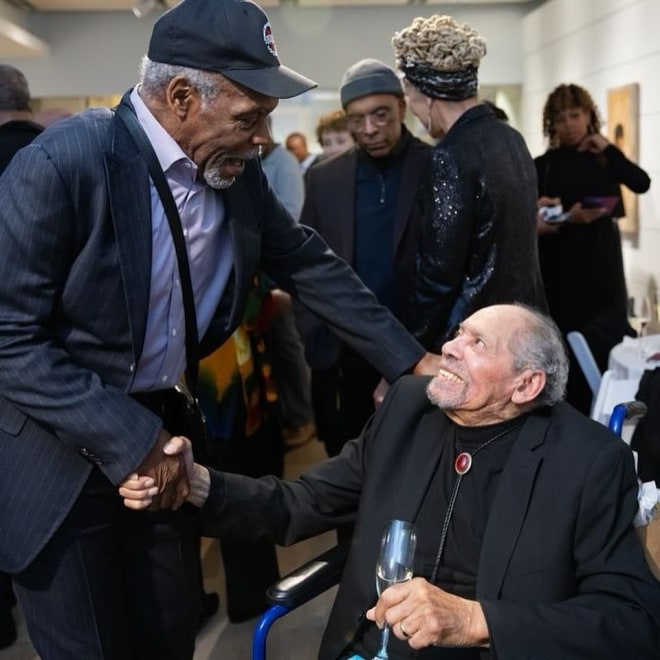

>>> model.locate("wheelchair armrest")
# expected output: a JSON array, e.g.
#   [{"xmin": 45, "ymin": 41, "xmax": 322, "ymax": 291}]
[
  {"xmin": 266, "ymin": 541, "xmax": 349, "ymax": 610},
  {"xmin": 608, "ymin": 401, "xmax": 647, "ymax": 437}
]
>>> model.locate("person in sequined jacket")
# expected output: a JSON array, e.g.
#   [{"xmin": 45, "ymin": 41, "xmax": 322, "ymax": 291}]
[{"xmin": 391, "ymin": 15, "xmax": 547, "ymax": 351}]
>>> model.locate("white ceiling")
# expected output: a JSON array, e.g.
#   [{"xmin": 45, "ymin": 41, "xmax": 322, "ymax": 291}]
[
  {"xmin": 14, "ymin": 0, "xmax": 536, "ymax": 9},
  {"xmin": 0, "ymin": 0, "xmax": 538, "ymax": 58}
]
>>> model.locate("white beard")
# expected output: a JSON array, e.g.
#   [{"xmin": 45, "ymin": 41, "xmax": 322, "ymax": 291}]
[
  {"xmin": 203, "ymin": 148, "xmax": 261, "ymax": 190},
  {"xmin": 203, "ymin": 167, "xmax": 234, "ymax": 189}
]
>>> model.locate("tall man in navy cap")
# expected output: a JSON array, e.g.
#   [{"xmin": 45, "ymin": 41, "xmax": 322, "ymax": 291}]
[
  {"xmin": 296, "ymin": 58, "xmax": 432, "ymax": 459},
  {"xmin": 0, "ymin": 2, "xmax": 440, "ymax": 658}
]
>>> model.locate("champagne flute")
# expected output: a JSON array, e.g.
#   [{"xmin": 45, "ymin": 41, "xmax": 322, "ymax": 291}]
[
  {"xmin": 628, "ymin": 296, "xmax": 652, "ymax": 338},
  {"xmin": 373, "ymin": 519, "xmax": 417, "ymax": 660}
]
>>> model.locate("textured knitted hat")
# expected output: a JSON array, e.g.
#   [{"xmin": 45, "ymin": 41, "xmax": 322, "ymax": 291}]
[{"xmin": 339, "ymin": 58, "xmax": 403, "ymax": 108}]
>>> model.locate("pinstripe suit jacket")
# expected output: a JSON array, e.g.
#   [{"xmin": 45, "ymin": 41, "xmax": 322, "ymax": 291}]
[{"xmin": 0, "ymin": 93, "xmax": 425, "ymax": 573}]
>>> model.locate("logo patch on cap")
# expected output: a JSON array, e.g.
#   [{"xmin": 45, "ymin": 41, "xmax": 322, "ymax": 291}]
[{"xmin": 263, "ymin": 21, "xmax": 278, "ymax": 57}]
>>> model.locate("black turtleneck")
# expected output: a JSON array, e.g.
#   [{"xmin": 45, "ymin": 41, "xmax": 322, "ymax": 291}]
[{"xmin": 352, "ymin": 414, "xmax": 526, "ymax": 660}]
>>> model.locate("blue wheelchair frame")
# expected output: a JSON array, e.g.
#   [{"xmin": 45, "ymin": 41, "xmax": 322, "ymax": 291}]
[{"xmin": 251, "ymin": 401, "xmax": 647, "ymax": 660}]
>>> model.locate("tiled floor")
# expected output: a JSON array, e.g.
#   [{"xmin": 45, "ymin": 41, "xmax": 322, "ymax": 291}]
[{"xmin": 1, "ymin": 435, "xmax": 337, "ymax": 660}]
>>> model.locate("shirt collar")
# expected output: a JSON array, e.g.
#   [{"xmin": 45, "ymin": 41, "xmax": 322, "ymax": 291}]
[{"xmin": 130, "ymin": 86, "xmax": 198, "ymax": 178}]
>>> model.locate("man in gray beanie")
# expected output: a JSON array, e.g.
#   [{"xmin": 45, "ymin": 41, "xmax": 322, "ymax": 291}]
[
  {"xmin": 295, "ymin": 58, "xmax": 432, "ymax": 462},
  {"xmin": 339, "ymin": 57, "xmax": 406, "ymax": 109}
]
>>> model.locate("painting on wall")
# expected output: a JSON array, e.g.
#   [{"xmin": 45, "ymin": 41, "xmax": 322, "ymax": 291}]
[{"xmin": 607, "ymin": 83, "xmax": 640, "ymax": 235}]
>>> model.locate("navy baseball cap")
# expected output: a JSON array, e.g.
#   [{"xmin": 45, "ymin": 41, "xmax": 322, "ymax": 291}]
[{"xmin": 148, "ymin": 0, "xmax": 317, "ymax": 99}]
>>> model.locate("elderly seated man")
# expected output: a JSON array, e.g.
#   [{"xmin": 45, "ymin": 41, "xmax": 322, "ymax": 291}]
[{"xmin": 121, "ymin": 304, "xmax": 660, "ymax": 659}]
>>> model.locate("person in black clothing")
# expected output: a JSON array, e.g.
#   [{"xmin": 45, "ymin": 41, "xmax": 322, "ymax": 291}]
[
  {"xmin": 295, "ymin": 59, "xmax": 432, "ymax": 459},
  {"xmin": 0, "ymin": 65, "xmax": 43, "ymax": 174},
  {"xmin": 535, "ymin": 83, "xmax": 651, "ymax": 413},
  {"xmin": 121, "ymin": 303, "xmax": 660, "ymax": 660},
  {"xmin": 391, "ymin": 15, "xmax": 547, "ymax": 352},
  {"xmin": 0, "ymin": 63, "xmax": 44, "ymax": 652}
]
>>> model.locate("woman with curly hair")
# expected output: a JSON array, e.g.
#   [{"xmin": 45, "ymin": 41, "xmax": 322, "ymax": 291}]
[
  {"xmin": 535, "ymin": 83, "xmax": 650, "ymax": 412},
  {"xmin": 391, "ymin": 15, "xmax": 546, "ymax": 351}
]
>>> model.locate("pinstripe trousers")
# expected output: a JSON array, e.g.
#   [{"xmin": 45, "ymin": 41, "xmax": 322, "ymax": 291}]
[{"xmin": 13, "ymin": 467, "xmax": 201, "ymax": 660}]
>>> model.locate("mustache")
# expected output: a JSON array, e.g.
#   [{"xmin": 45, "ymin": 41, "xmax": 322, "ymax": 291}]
[{"xmin": 228, "ymin": 148, "xmax": 261, "ymax": 161}]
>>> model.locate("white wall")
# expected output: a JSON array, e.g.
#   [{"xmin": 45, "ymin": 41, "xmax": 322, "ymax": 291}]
[
  {"xmin": 7, "ymin": 1, "xmax": 657, "ymax": 300},
  {"xmin": 521, "ymin": 0, "xmax": 660, "ymax": 301},
  {"xmin": 7, "ymin": 5, "xmax": 527, "ymax": 96}
]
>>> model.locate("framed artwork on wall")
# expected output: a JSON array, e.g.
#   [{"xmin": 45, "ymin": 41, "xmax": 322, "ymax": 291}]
[{"xmin": 607, "ymin": 83, "xmax": 640, "ymax": 235}]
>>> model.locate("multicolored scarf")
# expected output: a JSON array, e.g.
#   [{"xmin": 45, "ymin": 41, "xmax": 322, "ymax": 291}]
[{"xmin": 198, "ymin": 276, "xmax": 277, "ymax": 440}]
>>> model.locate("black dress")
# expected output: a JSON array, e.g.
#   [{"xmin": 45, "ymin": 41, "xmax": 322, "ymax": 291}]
[{"xmin": 535, "ymin": 144, "xmax": 650, "ymax": 411}]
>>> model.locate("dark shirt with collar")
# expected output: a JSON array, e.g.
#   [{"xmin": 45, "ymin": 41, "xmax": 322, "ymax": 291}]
[{"xmin": 353, "ymin": 141, "xmax": 406, "ymax": 310}]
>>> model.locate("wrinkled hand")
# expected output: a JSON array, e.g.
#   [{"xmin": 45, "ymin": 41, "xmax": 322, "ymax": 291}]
[
  {"xmin": 124, "ymin": 430, "xmax": 190, "ymax": 511},
  {"xmin": 365, "ymin": 577, "xmax": 489, "ymax": 650},
  {"xmin": 577, "ymin": 133, "xmax": 609, "ymax": 154},
  {"xmin": 566, "ymin": 201, "xmax": 607, "ymax": 225},
  {"xmin": 413, "ymin": 352, "xmax": 442, "ymax": 377}
]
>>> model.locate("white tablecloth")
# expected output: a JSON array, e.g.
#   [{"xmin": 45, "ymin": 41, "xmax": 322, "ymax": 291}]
[{"xmin": 608, "ymin": 334, "xmax": 660, "ymax": 380}]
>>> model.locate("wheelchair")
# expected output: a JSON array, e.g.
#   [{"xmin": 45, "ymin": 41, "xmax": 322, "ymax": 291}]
[{"xmin": 251, "ymin": 401, "xmax": 647, "ymax": 660}]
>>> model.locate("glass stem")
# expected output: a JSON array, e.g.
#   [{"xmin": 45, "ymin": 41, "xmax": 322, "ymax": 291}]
[{"xmin": 374, "ymin": 624, "xmax": 390, "ymax": 659}]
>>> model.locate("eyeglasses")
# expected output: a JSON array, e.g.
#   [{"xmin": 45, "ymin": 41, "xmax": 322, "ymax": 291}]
[{"xmin": 346, "ymin": 107, "xmax": 395, "ymax": 132}]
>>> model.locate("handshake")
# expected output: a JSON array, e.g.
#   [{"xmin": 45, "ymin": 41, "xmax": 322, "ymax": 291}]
[{"xmin": 119, "ymin": 435, "xmax": 210, "ymax": 510}]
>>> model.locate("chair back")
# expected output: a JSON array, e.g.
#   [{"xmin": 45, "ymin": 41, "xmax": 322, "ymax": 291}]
[
  {"xmin": 567, "ymin": 331, "xmax": 602, "ymax": 397},
  {"xmin": 592, "ymin": 370, "xmax": 640, "ymax": 428}
]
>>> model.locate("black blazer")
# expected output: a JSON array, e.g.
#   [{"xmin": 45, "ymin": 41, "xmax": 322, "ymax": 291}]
[
  {"xmin": 202, "ymin": 376, "xmax": 660, "ymax": 659},
  {"xmin": 294, "ymin": 128, "xmax": 431, "ymax": 370},
  {"xmin": 0, "ymin": 93, "xmax": 425, "ymax": 573}
]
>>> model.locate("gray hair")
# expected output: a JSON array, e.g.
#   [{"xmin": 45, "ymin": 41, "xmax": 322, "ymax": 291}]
[
  {"xmin": 138, "ymin": 56, "xmax": 221, "ymax": 106},
  {"xmin": 0, "ymin": 65, "xmax": 31, "ymax": 112},
  {"xmin": 509, "ymin": 304, "xmax": 569, "ymax": 407}
]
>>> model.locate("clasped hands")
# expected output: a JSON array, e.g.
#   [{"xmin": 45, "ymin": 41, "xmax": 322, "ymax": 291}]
[
  {"xmin": 366, "ymin": 577, "xmax": 489, "ymax": 650},
  {"xmin": 120, "ymin": 429, "xmax": 193, "ymax": 511}
]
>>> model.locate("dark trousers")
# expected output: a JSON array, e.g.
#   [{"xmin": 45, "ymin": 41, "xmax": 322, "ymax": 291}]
[
  {"xmin": 312, "ymin": 348, "xmax": 380, "ymax": 458},
  {"xmin": 0, "ymin": 572, "xmax": 14, "ymax": 613},
  {"xmin": 208, "ymin": 411, "xmax": 283, "ymax": 622},
  {"xmin": 13, "ymin": 467, "xmax": 201, "ymax": 660}
]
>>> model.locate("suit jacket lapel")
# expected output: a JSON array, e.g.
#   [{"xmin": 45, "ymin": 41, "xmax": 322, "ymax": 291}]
[
  {"xmin": 476, "ymin": 411, "xmax": 551, "ymax": 599},
  {"xmin": 393, "ymin": 408, "xmax": 448, "ymax": 523},
  {"xmin": 332, "ymin": 150, "xmax": 357, "ymax": 261},
  {"xmin": 105, "ymin": 94, "xmax": 152, "ymax": 366}
]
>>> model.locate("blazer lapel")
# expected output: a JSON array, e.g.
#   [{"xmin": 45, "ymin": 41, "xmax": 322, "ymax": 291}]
[
  {"xmin": 392, "ymin": 409, "xmax": 449, "ymax": 523},
  {"xmin": 331, "ymin": 150, "xmax": 357, "ymax": 261},
  {"xmin": 476, "ymin": 411, "xmax": 551, "ymax": 599},
  {"xmin": 105, "ymin": 95, "xmax": 152, "ymax": 366}
]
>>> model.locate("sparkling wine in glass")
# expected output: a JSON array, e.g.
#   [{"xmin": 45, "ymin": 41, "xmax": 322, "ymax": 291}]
[
  {"xmin": 372, "ymin": 519, "xmax": 417, "ymax": 660},
  {"xmin": 628, "ymin": 296, "xmax": 652, "ymax": 338}
]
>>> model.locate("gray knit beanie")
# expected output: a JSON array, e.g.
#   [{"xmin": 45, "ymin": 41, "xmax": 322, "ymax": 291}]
[{"xmin": 339, "ymin": 58, "xmax": 403, "ymax": 108}]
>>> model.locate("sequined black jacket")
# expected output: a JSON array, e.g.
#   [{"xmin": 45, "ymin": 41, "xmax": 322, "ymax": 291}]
[{"xmin": 410, "ymin": 104, "xmax": 547, "ymax": 350}]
